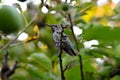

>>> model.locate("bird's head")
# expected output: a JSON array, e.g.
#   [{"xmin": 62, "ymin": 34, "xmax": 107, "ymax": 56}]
[{"xmin": 46, "ymin": 24, "xmax": 62, "ymax": 32}]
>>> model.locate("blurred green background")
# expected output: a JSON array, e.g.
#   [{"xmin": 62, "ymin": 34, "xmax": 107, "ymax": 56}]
[{"xmin": 1, "ymin": 0, "xmax": 120, "ymax": 80}]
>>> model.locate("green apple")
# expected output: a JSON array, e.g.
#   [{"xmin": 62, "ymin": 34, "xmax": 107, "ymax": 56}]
[{"xmin": 0, "ymin": 5, "xmax": 25, "ymax": 34}]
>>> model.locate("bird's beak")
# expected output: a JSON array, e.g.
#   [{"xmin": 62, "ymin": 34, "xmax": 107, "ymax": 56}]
[{"xmin": 45, "ymin": 23, "xmax": 53, "ymax": 27}]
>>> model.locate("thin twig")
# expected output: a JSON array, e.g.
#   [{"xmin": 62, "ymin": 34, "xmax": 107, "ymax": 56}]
[
  {"xmin": 58, "ymin": 24, "xmax": 65, "ymax": 80},
  {"xmin": 78, "ymin": 55, "xmax": 84, "ymax": 80},
  {"xmin": 68, "ymin": 13, "xmax": 84, "ymax": 80},
  {"xmin": 13, "ymin": 3, "xmax": 28, "ymax": 25},
  {"xmin": 1, "ymin": 51, "xmax": 19, "ymax": 80},
  {"xmin": 0, "ymin": 11, "xmax": 39, "ymax": 52},
  {"xmin": 63, "ymin": 64, "xmax": 71, "ymax": 73}
]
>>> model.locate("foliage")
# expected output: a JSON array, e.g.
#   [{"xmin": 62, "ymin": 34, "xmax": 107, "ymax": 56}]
[{"xmin": 1, "ymin": 0, "xmax": 120, "ymax": 80}]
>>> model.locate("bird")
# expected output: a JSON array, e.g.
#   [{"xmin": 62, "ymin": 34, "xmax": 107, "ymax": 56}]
[{"xmin": 47, "ymin": 24, "xmax": 76, "ymax": 56}]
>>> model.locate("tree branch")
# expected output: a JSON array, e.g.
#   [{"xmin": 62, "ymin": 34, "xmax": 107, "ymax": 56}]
[
  {"xmin": 1, "ymin": 51, "xmax": 19, "ymax": 80},
  {"xmin": 58, "ymin": 24, "xmax": 65, "ymax": 80},
  {"xmin": 68, "ymin": 13, "xmax": 84, "ymax": 80}
]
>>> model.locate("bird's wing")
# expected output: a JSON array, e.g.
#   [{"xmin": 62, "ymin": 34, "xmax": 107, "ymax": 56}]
[{"xmin": 53, "ymin": 32, "xmax": 61, "ymax": 47}]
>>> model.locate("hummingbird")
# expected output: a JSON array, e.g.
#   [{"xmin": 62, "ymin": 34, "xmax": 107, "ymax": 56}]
[{"xmin": 47, "ymin": 24, "xmax": 76, "ymax": 56}]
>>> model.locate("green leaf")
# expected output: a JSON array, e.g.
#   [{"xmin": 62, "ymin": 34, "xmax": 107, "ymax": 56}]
[
  {"xmin": 99, "ymin": 66, "xmax": 112, "ymax": 77},
  {"xmin": 83, "ymin": 59, "xmax": 96, "ymax": 73},
  {"xmin": 43, "ymin": 72, "xmax": 60, "ymax": 80},
  {"xmin": 82, "ymin": 24, "xmax": 120, "ymax": 42},
  {"xmin": 27, "ymin": 64, "xmax": 44, "ymax": 79},
  {"xmin": 112, "ymin": 76, "xmax": 120, "ymax": 80},
  {"xmin": 39, "ymin": 28, "xmax": 53, "ymax": 46},
  {"xmin": 65, "ymin": 65, "xmax": 81, "ymax": 80},
  {"xmin": 75, "ymin": 2, "xmax": 95, "ymax": 12},
  {"xmin": 50, "ymin": 5, "xmax": 61, "ymax": 11},
  {"xmin": 86, "ymin": 48, "xmax": 110, "ymax": 58},
  {"xmin": 112, "ymin": 14, "xmax": 120, "ymax": 21},
  {"xmin": 113, "ymin": 44, "xmax": 120, "ymax": 58},
  {"xmin": 10, "ymin": 70, "xmax": 29, "ymax": 80},
  {"xmin": 28, "ymin": 52, "xmax": 52, "ymax": 71},
  {"xmin": 74, "ymin": 18, "xmax": 86, "ymax": 24},
  {"xmin": 27, "ymin": 64, "xmax": 56, "ymax": 80},
  {"xmin": 45, "ymin": 13, "xmax": 59, "ymax": 24}
]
